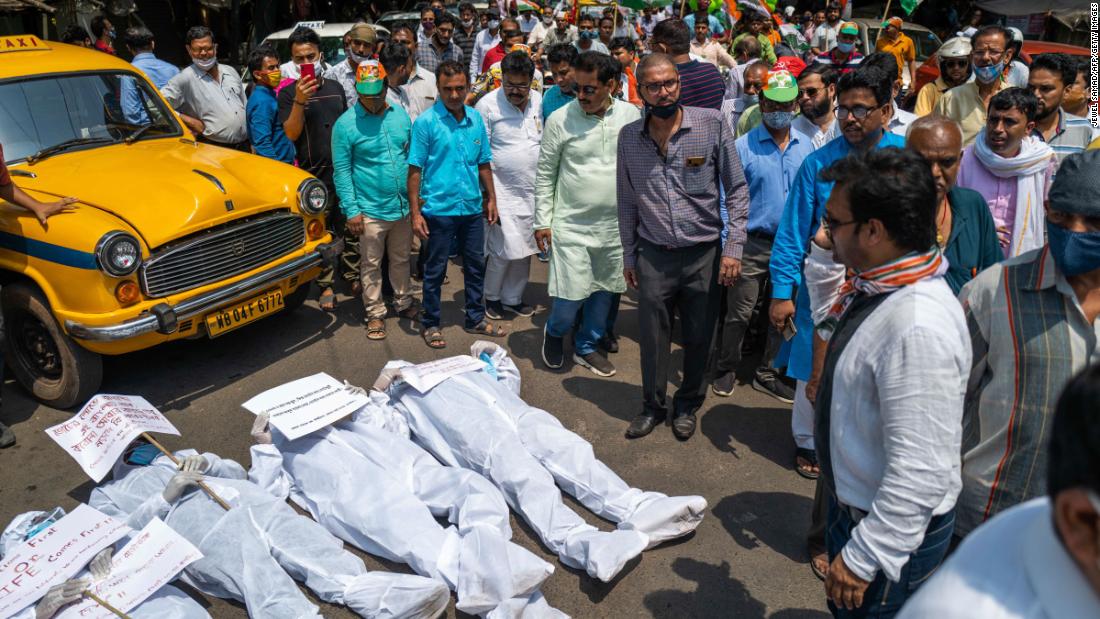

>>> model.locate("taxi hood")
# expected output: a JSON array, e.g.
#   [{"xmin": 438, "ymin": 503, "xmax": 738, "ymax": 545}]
[{"xmin": 19, "ymin": 139, "xmax": 309, "ymax": 249}]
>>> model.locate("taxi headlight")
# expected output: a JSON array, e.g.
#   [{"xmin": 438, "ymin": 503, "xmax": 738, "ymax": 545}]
[
  {"xmin": 297, "ymin": 178, "xmax": 328, "ymax": 215},
  {"xmin": 96, "ymin": 231, "xmax": 142, "ymax": 277}
]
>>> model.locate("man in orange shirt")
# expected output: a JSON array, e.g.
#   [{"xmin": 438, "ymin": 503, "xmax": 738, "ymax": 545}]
[
  {"xmin": 875, "ymin": 17, "xmax": 916, "ymax": 93},
  {"xmin": 609, "ymin": 37, "xmax": 643, "ymax": 106}
]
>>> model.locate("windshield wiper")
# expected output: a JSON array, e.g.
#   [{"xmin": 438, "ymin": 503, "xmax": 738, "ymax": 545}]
[
  {"xmin": 26, "ymin": 137, "xmax": 115, "ymax": 164},
  {"xmin": 123, "ymin": 124, "xmax": 155, "ymax": 144}
]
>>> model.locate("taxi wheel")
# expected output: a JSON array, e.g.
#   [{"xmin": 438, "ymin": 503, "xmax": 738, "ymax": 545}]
[{"xmin": 2, "ymin": 283, "xmax": 102, "ymax": 409}]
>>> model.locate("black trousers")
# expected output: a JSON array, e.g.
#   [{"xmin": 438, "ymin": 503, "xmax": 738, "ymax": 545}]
[{"xmin": 636, "ymin": 239, "xmax": 721, "ymax": 418}]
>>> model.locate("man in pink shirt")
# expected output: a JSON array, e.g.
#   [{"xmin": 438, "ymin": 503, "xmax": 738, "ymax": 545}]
[{"xmin": 957, "ymin": 88, "xmax": 1056, "ymax": 259}]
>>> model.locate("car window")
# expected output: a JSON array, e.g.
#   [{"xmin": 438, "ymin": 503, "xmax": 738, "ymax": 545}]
[{"xmin": 0, "ymin": 71, "xmax": 180, "ymax": 163}]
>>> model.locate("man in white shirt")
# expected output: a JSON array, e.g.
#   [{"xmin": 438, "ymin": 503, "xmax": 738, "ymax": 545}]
[
  {"xmin": 792, "ymin": 63, "xmax": 840, "ymax": 149},
  {"xmin": 637, "ymin": 6, "xmax": 665, "ymax": 40},
  {"xmin": 470, "ymin": 11, "xmax": 503, "ymax": 78},
  {"xmin": 862, "ymin": 52, "xmax": 917, "ymax": 136},
  {"xmin": 811, "ymin": 147, "xmax": 969, "ymax": 617},
  {"xmin": 383, "ymin": 28, "xmax": 439, "ymax": 122},
  {"xmin": 898, "ymin": 364, "xmax": 1100, "ymax": 619}
]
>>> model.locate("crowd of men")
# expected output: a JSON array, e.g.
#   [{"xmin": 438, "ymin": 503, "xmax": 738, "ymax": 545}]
[{"xmin": 1, "ymin": 2, "xmax": 1098, "ymax": 618}]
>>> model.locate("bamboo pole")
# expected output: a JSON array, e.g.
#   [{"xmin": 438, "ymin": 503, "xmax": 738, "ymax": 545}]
[
  {"xmin": 83, "ymin": 591, "xmax": 132, "ymax": 619},
  {"xmin": 141, "ymin": 433, "xmax": 232, "ymax": 511}
]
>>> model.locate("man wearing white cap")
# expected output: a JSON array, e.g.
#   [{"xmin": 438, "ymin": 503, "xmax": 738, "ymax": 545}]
[{"xmin": 914, "ymin": 36, "xmax": 971, "ymax": 116}]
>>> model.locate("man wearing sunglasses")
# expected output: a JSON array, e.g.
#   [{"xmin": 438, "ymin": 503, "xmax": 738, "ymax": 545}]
[
  {"xmin": 768, "ymin": 65, "xmax": 905, "ymax": 580},
  {"xmin": 914, "ymin": 36, "xmax": 971, "ymax": 117}
]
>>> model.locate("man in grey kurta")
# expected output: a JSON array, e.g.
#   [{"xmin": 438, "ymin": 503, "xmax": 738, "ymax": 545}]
[{"xmin": 534, "ymin": 51, "xmax": 640, "ymax": 378}]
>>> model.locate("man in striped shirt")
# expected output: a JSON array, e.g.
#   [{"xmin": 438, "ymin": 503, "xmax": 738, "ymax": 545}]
[
  {"xmin": 815, "ymin": 21, "xmax": 863, "ymax": 75},
  {"xmin": 1028, "ymin": 53, "xmax": 1100, "ymax": 165},
  {"xmin": 649, "ymin": 18, "xmax": 725, "ymax": 109},
  {"xmin": 956, "ymin": 149, "xmax": 1100, "ymax": 542}
]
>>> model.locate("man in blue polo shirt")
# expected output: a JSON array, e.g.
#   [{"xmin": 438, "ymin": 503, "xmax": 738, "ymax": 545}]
[
  {"xmin": 767, "ymin": 65, "xmax": 906, "ymax": 580},
  {"xmin": 408, "ymin": 60, "xmax": 502, "ymax": 349}
]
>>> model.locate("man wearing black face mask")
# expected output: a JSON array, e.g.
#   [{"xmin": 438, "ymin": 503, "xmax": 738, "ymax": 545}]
[{"xmin": 616, "ymin": 53, "xmax": 749, "ymax": 442}]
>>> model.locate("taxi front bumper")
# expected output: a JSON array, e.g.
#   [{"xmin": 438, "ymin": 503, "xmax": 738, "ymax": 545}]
[{"xmin": 64, "ymin": 240, "xmax": 342, "ymax": 342}]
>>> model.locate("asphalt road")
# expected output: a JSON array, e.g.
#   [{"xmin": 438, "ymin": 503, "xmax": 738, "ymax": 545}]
[{"xmin": 0, "ymin": 259, "xmax": 828, "ymax": 619}]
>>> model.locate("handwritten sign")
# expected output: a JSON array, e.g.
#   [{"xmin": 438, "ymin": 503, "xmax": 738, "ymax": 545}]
[
  {"xmin": 0, "ymin": 505, "xmax": 129, "ymax": 619},
  {"xmin": 242, "ymin": 373, "xmax": 369, "ymax": 440},
  {"xmin": 46, "ymin": 395, "xmax": 180, "ymax": 482},
  {"xmin": 398, "ymin": 356, "xmax": 486, "ymax": 393},
  {"xmin": 55, "ymin": 519, "xmax": 202, "ymax": 619}
]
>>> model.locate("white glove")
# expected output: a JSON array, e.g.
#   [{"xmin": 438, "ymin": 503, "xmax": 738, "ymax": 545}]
[
  {"xmin": 35, "ymin": 578, "xmax": 88, "ymax": 619},
  {"xmin": 250, "ymin": 413, "xmax": 272, "ymax": 445},
  {"xmin": 88, "ymin": 546, "xmax": 113, "ymax": 581},
  {"xmin": 162, "ymin": 471, "xmax": 204, "ymax": 504},
  {"xmin": 178, "ymin": 454, "xmax": 210, "ymax": 473},
  {"xmin": 470, "ymin": 340, "xmax": 503, "ymax": 360}
]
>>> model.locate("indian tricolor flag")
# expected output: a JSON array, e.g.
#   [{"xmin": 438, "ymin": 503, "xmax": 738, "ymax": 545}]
[{"xmin": 516, "ymin": 0, "xmax": 541, "ymax": 12}]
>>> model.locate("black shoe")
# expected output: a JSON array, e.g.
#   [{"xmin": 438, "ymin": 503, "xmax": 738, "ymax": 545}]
[
  {"xmin": 573, "ymin": 351, "xmax": 616, "ymax": 377},
  {"xmin": 542, "ymin": 326, "xmax": 564, "ymax": 369},
  {"xmin": 0, "ymin": 422, "xmax": 14, "ymax": 449},
  {"xmin": 671, "ymin": 412, "xmax": 697, "ymax": 440},
  {"xmin": 503, "ymin": 302, "xmax": 535, "ymax": 317},
  {"xmin": 597, "ymin": 331, "xmax": 619, "ymax": 354},
  {"xmin": 485, "ymin": 300, "xmax": 505, "ymax": 321},
  {"xmin": 711, "ymin": 371, "xmax": 736, "ymax": 397},
  {"xmin": 626, "ymin": 413, "xmax": 664, "ymax": 439},
  {"xmin": 753, "ymin": 368, "xmax": 796, "ymax": 404}
]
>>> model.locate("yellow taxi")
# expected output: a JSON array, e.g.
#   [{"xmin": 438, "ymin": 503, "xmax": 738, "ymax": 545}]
[{"xmin": 0, "ymin": 35, "xmax": 340, "ymax": 408}]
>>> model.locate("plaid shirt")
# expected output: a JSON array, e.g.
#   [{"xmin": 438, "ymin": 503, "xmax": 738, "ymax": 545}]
[
  {"xmin": 616, "ymin": 106, "xmax": 749, "ymax": 269},
  {"xmin": 416, "ymin": 40, "xmax": 464, "ymax": 74},
  {"xmin": 957, "ymin": 246, "xmax": 1100, "ymax": 537},
  {"xmin": 1031, "ymin": 109, "xmax": 1100, "ymax": 166}
]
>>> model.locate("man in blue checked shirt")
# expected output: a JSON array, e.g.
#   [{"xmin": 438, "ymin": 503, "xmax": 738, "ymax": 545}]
[
  {"xmin": 407, "ymin": 60, "xmax": 502, "ymax": 349},
  {"xmin": 767, "ymin": 64, "xmax": 905, "ymax": 581}
]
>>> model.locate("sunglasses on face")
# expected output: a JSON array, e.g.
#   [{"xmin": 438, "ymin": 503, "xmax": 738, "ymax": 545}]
[{"xmin": 798, "ymin": 87, "xmax": 822, "ymax": 99}]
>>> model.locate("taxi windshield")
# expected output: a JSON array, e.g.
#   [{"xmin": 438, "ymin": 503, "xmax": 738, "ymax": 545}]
[{"xmin": 0, "ymin": 70, "xmax": 181, "ymax": 164}]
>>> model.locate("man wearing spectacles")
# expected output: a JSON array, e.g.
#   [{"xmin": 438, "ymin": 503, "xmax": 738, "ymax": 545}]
[
  {"xmin": 768, "ymin": 65, "xmax": 905, "ymax": 580},
  {"xmin": 792, "ymin": 63, "xmax": 841, "ymax": 150},
  {"xmin": 617, "ymin": 54, "xmax": 749, "ymax": 441},
  {"xmin": 913, "ymin": 36, "xmax": 971, "ymax": 117},
  {"xmin": 535, "ymin": 52, "xmax": 640, "ymax": 378},
  {"xmin": 935, "ymin": 25, "xmax": 1011, "ymax": 146}
]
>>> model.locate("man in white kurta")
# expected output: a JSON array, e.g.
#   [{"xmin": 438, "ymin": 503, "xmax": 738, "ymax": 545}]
[
  {"xmin": 476, "ymin": 53, "xmax": 543, "ymax": 319},
  {"xmin": 534, "ymin": 53, "xmax": 640, "ymax": 377}
]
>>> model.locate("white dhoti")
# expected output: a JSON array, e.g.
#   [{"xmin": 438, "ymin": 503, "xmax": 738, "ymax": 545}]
[{"xmin": 378, "ymin": 343, "xmax": 708, "ymax": 582}]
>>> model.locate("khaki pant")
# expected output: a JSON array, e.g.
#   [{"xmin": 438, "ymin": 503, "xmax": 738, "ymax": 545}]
[{"xmin": 360, "ymin": 215, "xmax": 413, "ymax": 320}]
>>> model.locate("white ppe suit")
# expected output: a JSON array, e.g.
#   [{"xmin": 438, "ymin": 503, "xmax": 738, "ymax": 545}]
[
  {"xmin": 87, "ymin": 449, "xmax": 448, "ymax": 619},
  {"xmin": 376, "ymin": 343, "xmax": 708, "ymax": 583},
  {"xmin": 248, "ymin": 393, "xmax": 564, "ymax": 618},
  {"xmin": 0, "ymin": 509, "xmax": 209, "ymax": 619}
]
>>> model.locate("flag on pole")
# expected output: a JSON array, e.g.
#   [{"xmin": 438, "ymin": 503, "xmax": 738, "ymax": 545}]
[{"xmin": 900, "ymin": 0, "xmax": 922, "ymax": 14}]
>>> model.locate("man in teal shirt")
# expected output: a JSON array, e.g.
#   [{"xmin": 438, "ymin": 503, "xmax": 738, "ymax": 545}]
[
  {"xmin": 332, "ymin": 60, "xmax": 418, "ymax": 341},
  {"xmin": 542, "ymin": 43, "xmax": 578, "ymax": 122},
  {"xmin": 408, "ymin": 60, "xmax": 502, "ymax": 348}
]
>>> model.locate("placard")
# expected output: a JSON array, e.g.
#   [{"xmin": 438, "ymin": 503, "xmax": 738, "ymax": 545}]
[
  {"xmin": 0, "ymin": 505, "xmax": 129, "ymax": 619},
  {"xmin": 398, "ymin": 356, "xmax": 486, "ymax": 393},
  {"xmin": 46, "ymin": 395, "xmax": 180, "ymax": 482},
  {"xmin": 242, "ymin": 373, "xmax": 369, "ymax": 440},
  {"xmin": 55, "ymin": 519, "xmax": 202, "ymax": 619}
]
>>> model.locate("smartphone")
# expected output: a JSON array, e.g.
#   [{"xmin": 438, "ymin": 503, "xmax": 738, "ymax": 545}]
[
  {"xmin": 782, "ymin": 316, "xmax": 798, "ymax": 341},
  {"xmin": 300, "ymin": 62, "xmax": 316, "ymax": 81}
]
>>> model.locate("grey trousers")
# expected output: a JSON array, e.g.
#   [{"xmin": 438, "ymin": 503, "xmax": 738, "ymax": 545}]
[
  {"xmin": 636, "ymin": 239, "xmax": 721, "ymax": 418},
  {"xmin": 715, "ymin": 234, "xmax": 783, "ymax": 374}
]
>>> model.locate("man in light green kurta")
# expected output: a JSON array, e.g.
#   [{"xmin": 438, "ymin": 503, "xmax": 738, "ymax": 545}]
[{"xmin": 533, "ymin": 53, "xmax": 641, "ymax": 377}]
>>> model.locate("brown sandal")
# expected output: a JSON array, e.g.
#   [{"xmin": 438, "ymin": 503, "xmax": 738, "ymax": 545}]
[
  {"xmin": 463, "ymin": 320, "xmax": 507, "ymax": 337},
  {"xmin": 422, "ymin": 327, "xmax": 446, "ymax": 349},
  {"xmin": 366, "ymin": 318, "xmax": 386, "ymax": 340}
]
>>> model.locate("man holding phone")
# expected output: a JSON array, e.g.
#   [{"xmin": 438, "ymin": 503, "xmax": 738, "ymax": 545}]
[{"xmin": 277, "ymin": 26, "xmax": 350, "ymax": 312}]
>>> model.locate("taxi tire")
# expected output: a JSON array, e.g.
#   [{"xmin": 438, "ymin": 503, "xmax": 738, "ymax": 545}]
[{"xmin": 2, "ymin": 283, "xmax": 102, "ymax": 410}]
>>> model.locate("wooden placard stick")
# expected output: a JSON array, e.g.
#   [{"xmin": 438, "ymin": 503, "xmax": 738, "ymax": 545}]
[{"xmin": 140, "ymin": 433, "xmax": 232, "ymax": 511}]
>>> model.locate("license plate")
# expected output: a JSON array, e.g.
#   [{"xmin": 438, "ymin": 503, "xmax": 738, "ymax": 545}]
[{"xmin": 205, "ymin": 290, "xmax": 284, "ymax": 338}]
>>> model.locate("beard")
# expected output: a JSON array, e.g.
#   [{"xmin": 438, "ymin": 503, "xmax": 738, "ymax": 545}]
[{"xmin": 801, "ymin": 96, "xmax": 831, "ymax": 120}]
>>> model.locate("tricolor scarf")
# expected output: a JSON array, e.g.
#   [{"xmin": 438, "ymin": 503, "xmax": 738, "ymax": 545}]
[{"xmin": 819, "ymin": 246, "xmax": 949, "ymax": 334}]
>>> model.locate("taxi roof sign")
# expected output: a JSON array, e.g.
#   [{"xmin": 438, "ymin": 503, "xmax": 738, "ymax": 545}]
[{"xmin": 0, "ymin": 35, "xmax": 49, "ymax": 52}]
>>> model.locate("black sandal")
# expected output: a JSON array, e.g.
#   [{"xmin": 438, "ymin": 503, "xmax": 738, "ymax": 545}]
[
  {"xmin": 422, "ymin": 327, "xmax": 446, "ymax": 349},
  {"xmin": 795, "ymin": 448, "xmax": 820, "ymax": 480}
]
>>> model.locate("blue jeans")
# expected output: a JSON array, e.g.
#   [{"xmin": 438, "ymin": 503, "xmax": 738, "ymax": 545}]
[
  {"xmin": 826, "ymin": 496, "xmax": 954, "ymax": 618},
  {"xmin": 421, "ymin": 213, "xmax": 485, "ymax": 330},
  {"xmin": 546, "ymin": 291, "xmax": 614, "ymax": 356}
]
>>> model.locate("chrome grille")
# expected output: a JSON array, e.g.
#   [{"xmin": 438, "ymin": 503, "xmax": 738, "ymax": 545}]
[{"xmin": 140, "ymin": 213, "xmax": 305, "ymax": 298}]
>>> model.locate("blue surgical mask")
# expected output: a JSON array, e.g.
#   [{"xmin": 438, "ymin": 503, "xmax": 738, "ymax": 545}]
[
  {"xmin": 835, "ymin": 41, "xmax": 854, "ymax": 53},
  {"xmin": 479, "ymin": 352, "xmax": 499, "ymax": 378},
  {"xmin": 125, "ymin": 443, "xmax": 162, "ymax": 466},
  {"xmin": 762, "ymin": 110, "xmax": 795, "ymax": 129},
  {"xmin": 25, "ymin": 508, "xmax": 65, "ymax": 541},
  {"xmin": 1047, "ymin": 220, "xmax": 1100, "ymax": 277},
  {"xmin": 488, "ymin": 19, "xmax": 501, "ymax": 29},
  {"xmin": 740, "ymin": 93, "xmax": 759, "ymax": 106},
  {"xmin": 974, "ymin": 61, "xmax": 1004, "ymax": 84},
  {"xmin": 580, "ymin": 29, "xmax": 599, "ymax": 40}
]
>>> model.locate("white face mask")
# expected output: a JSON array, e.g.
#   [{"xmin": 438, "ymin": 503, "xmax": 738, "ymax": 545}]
[{"xmin": 192, "ymin": 56, "xmax": 217, "ymax": 71}]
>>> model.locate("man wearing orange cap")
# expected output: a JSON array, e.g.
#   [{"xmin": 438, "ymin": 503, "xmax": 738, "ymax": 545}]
[{"xmin": 875, "ymin": 17, "xmax": 916, "ymax": 93}]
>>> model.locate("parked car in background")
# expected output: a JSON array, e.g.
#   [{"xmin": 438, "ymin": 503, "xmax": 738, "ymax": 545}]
[
  {"xmin": 906, "ymin": 39, "xmax": 1091, "ymax": 109},
  {"xmin": 850, "ymin": 17, "xmax": 943, "ymax": 91},
  {"xmin": 0, "ymin": 36, "xmax": 340, "ymax": 407},
  {"xmin": 262, "ymin": 21, "xmax": 391, "ymax": 69}
]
